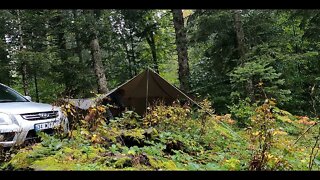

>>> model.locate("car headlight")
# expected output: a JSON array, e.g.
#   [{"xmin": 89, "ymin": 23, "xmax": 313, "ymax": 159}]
[{"xmin": 0, "ymin": 113, "xmax": 13, "ymax": 125}]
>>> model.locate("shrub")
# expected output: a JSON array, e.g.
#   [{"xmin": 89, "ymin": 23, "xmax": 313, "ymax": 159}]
[{"xmin": 229, "ymin": 97, "xmax": 257, "ymax": 127}]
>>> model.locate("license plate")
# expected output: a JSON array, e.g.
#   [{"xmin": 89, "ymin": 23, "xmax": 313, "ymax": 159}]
[{"xmin": 34, "ymin": 121, "xmax": 60, "ymax": 131}]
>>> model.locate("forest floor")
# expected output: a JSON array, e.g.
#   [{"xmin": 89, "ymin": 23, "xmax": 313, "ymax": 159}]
[{"xmin": 1, "ymin": 100, "xmax": 319, "ymax": 171}]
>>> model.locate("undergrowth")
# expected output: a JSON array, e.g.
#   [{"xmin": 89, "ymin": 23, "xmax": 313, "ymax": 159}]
[{"xmin": 1, "ymin": 99, "xmax": 319, "ymax": 170}]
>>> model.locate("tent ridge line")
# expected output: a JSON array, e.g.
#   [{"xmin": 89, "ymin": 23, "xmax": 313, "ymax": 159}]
[
  {"xmin": 150, "ymin": 71, "xmax": 177, "ymax": 100},
  {"xmin": 94, "ymin": 70, "xmax": 147, "ymax": 103},
  {"xmin": 147, "ymin": 67, "xmax": 202, "ymax": 109}
]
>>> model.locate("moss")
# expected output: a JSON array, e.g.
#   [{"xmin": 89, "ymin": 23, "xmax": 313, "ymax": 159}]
[
  {"xmin": 222, "ymin": 158, "xmax": 241, "ymax": 170},
  {"xmin": 162, "ymin": 160, "xmax": 178, "ymax": 170},
  {"xmin": 31, "ymin": 157, "xmax": 109, "ymax": 170},
  {"xmin": 62, "ymin": 147, "xmax": 74, "ymax": 154},
  {"xmin": 148, "ymin": 156, "xmax": 163, "ymax": 169},
  {"xmin": 123, "ymin": 129, "xmax": 145, "ymax": 140},
  {"xmin": 61, "ymin": 145, "xmax": 103, "ymax": 163},
  {"xmin": 5, "ymin": 150, "xmax": 34, "ymax": 170},
  {"xmin": 31, "ymin": 156, "xmax": 65, "ymax": 170},
  {"xmin": 65, "ymin": 148, "xmax": 83, "ymax": 159},
  {"xmin": 100, "ymin": 127, "xmax": 122, "ymax": 143},
  {"xmin": 114, "ymin": 157, "xmax": 132, "ymax": 168},
  {"xmin": 275, "ymin": 114, "xmax": 293, "ymax": 123},
  {"xmin": 87, "ymin": 152, "xmax": 99, "ymax": 159}
]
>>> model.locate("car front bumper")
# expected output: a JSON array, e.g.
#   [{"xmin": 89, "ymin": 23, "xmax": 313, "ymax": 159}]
[
  {"xmin": 0, "ymin": 124, "xmax": 21, "ymax": 147},
  {"xmin": 0, "ymin": 114, "xmax": 68, "ymax": 147}
]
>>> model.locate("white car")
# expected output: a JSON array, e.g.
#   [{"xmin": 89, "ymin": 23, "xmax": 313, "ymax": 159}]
[{"xmin": 0, "ymin": 83, "xmax": 69, "ymax": 147}]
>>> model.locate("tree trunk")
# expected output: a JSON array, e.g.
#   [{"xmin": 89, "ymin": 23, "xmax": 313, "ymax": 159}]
[
  {"xmin": 172, "ymin": 9, "xmax": 191, "ymax": 92},
  {"xmin": 90, "ymin": 35, "xmax": 109, "ymax": 94},
  {"xmin": 51, "ymin": 11, "xmax": 77, "ymax": 96},
  {"xmin": 34, "ymin": 71, "xmax": 39, "ymax": 102},
  {"xmin": 75, "ymin": 32, "xmax": 83, "ymax": 62},
  {"xmin": 146, "ymin": 31, "xmax": 159, "ymax": 73},
  {"xmin": 29, "ymin": 30, "xmax": 40, "ymax": 102},
  {"xmin": 57, "ymin": 33, "xmax": 72, "ymax": 95},
  {"xmin": 129, "ymin": 29, "xmax": 137, "ymax": 76},
  {"xmin": 119, "ymin": 33, "xmax": 134, "ymax": 78},
  {"xmin": 17, "ymin": 10, "xmax": 29, "ymax": 96},
  {"xmin": 73, "ymin": 10, "xmax": 83, "ymax": 62},
  {"xmin": 21, "ymin": 63, "xmax": 29, "ymax": 96},
  {"xmin": 292, "ymin": 23, "xmax": 299, "ymax": 54},
  {"xmin": 246, "ymin": 79, "xmax": 254, "ymax": 102},
  {"xmin": 125, "ymin": 44, "xmax": 133, "ymax": 78},
  {"xmin": 56, "ymin": 15, "xmax": 74, "ymax": 96},
  {"xmin": 233, "ymin": 10, "xmax": 254, "ymax": 101},
  {"xmin": 233, "ymin": 10, "xmax": 246, "ymax": 64}
]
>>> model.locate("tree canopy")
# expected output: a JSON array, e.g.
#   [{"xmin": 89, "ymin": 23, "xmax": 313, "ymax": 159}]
[{"xmin": 1, "ymin": 9, "xmax": 320, "ymax": 116}]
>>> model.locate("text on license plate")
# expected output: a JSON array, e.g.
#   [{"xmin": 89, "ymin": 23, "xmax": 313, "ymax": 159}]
[{"xmin": 34, "ymin": 121, "xmax": 60, "ymax": 131}]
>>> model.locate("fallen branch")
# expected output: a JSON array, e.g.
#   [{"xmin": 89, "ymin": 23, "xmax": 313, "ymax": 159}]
[{"xmin": 293, "ymin": 123, "xmax": 318, "ymax": 145}]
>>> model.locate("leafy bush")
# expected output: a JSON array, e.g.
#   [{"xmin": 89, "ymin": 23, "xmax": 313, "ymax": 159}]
[
  {"xmin": 228, "ymin": 97, "xmax": 257, "ymax": 127},
  {"xmin": 1, "ymin": 99, "xmax": 317, "ymax": 171},
  {"xmin": 249, "ymin": 99, "xmax": 292, "ymax": 171}
]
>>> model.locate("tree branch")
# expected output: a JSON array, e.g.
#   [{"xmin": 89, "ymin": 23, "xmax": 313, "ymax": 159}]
[{"xmin": 293, "ymin": 123, "xmax": 318, "ymax": 145}]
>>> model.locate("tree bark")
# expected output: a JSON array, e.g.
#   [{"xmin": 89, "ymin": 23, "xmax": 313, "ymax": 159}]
[
  {"xmin": 146, "ymin": 30, "xmax": 159, "ymax": 73},
  {"xmin": 292, "ymin": 23, "xmax": 299, "ymax": 53},
  {"xmin": 21, "ymin": 62, "xmax": 29, "ymax": 96},
  {"xmin": 128, "ymin": 28, "xmax": 137, "ymax": 76},
  {"xmin": 119, "ymin": 33, "xmax": 133, "ymax": 78},
  {"xmin": 172, "ymin": 9, "xmax": 191, "ymax": 92},
  {"xmin": 17, "ymin": 10, "xmax": 29, "ymax": 96},
  {"xmin": 233, "ymin": 10, "xmax": 246, "ymax": 64},
  {"xmin": 73, "ymin": 10, "xmax": 83, "ymax": 62},
  {"xmin": 75, "ymin": 32, "xmax": 83, "ymax": 62},
  {"xmin": 246, "ymin": 79, "xmax": 254, "ymax": 102},
  {"xmin": 55, "ymin": 13, "xmax": 75, "ymax": 96},
  {"xmin": 90, "ymin": 35, "xmax": 109, "ymax": 94},
  {"xmin": 125, "ymin": 43, "xmax": 133, "ymax": 78},
  {"xmin": 34, "ymin": 71, "xmax": 39, "ymax": 102},
  {"xmin": 233, "ymin": 10, "xmax": 254, "ymax": 102}
]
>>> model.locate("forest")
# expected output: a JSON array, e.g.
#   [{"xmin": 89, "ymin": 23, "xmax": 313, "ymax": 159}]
[{"xmin": 1, "ymin": 9, "xmax": 320, "ymax": 171}]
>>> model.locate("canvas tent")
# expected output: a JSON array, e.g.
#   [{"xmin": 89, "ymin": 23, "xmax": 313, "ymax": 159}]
[
  {"xmin": 65, "ymin": 68, "xmax": 200, "ymax": 116},
  {"xmin": 64, "ymin": 68, "xmax": 245, "ymax": 141}
]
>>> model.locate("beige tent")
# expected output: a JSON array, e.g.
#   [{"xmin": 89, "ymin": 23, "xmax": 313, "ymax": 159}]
[{"xmin": 66, "ymin": 68, "xmax": 200, "ymax": 116}]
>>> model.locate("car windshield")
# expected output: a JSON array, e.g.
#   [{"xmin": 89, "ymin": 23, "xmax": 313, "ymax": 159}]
[{"xmin": 0, "ymin": 85, "xmax": 28, "ymax": 102}]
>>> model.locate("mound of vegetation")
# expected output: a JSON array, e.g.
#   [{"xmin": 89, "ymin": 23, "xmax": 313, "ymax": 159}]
[{"xmin": 1, "ymin": 99, "xmax": 320, "ymax": 170}]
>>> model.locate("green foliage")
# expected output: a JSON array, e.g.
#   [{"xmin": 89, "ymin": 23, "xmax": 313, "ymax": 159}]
[
  {"xmin": 1, "ymin": 9, "xmax": 319, "ymax": 117},
  {"xmin": 2, "ymin": 9, "xmax": 320, "ymax": 171},
  {"xmin": 229, "ymin": 53, "xmax": 291, "ymax": 104},
  {"xmin": 229, "ymin": 97, "xmax": 257, "ymax": 127},
  {"xmin": 249, "ymin": 99, "xmax": 293, "ymax": 170},
  {"xmin": 1, "ymin": 101, "xmax": 242, "ymax": 170},
  {"xmin": 2, "ymin": 100, "xmax": 320, "ymax": 171}
]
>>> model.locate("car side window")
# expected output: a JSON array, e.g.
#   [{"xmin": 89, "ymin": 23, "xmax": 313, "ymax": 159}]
[
  {"xmin": 0, "ymin": 87, "xmax": 15, "ymax": 100},
  {"xmin": 0, "ymin": 85, "xmax": 26, "ymax": 102}
]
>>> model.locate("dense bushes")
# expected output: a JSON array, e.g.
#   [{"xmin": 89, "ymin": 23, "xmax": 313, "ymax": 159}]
[{"xmin": 1, "ymin": 100, "xmax": 319, "ymax": 170}]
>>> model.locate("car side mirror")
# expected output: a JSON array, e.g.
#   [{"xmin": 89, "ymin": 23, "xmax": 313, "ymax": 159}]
[{"xmin": 24, "ymin": 96, "xmax": 32, "ymax": 101}]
